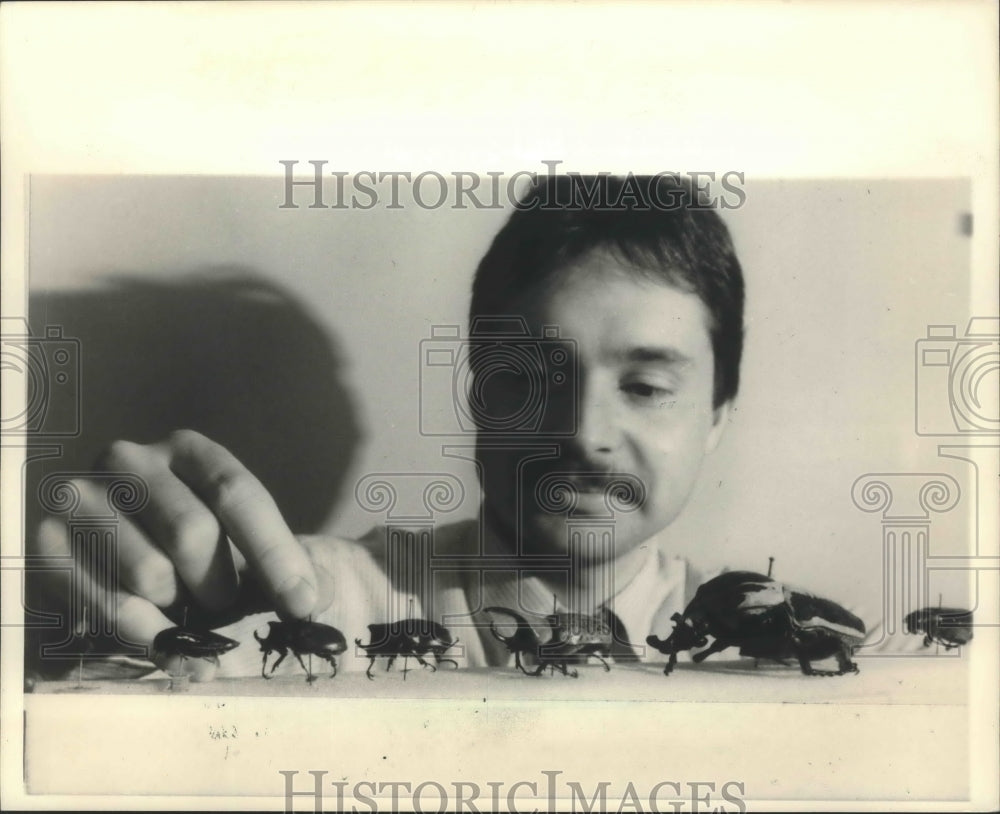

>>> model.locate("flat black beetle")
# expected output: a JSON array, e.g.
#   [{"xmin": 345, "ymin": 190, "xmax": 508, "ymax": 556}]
[
  {"xmin": 254, "ymin": 619, "xmax": 348, "ymax": 682},
  {"xmin": 904, "ymin": 606, "xmax": 974, "ymax": 649},
  {"xmin": 152, "ymin": 626, "xmax": 240, "ymax": 681},
  {"xmin": 645, "ymin": 571, "xmax": 866, "ymax": 677},
  {"xmin": 355, "ymin": 619, "xmax": 459, "ymax": 679},
  {"xmin": 485, "ymin": 606, "xmax": 614, "ymax": 678}
]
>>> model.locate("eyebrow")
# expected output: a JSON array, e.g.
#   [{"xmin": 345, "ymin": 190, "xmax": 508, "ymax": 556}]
[{"xmin": 620, "ymin": 346, "xmax": 693, "ymax": 366}]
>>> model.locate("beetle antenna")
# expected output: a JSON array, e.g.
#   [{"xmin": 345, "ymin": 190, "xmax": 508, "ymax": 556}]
[
  {"xmin": 180, "ymin": 606, "xmax": 189, "ymax": 670},
  {"xmin": 857, "ymin": 618, "xmax": 884, "ymax": 648},
  {"xmin": 77, "ymin": 604, "xmax": 86, "ymax": 686},
  {"xmin": 307, "ymin": 613, "xmax": 314, "ymax": 683},
  {"xmin": 767, "ymin": 557, "xmax": 774, "ymax": 578},
  {"xmin": 76, "ymin": 602, "xmax": 88, "ymax": 637}
]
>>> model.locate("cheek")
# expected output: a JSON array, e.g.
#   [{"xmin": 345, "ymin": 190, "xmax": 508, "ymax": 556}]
[{"xmin": 632, "ymin": 410, "xmax": 716, "ymax": 504}]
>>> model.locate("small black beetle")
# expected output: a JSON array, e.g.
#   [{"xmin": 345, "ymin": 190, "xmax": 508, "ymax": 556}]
[
  {"xmin": 152, "ymin": 627, "xmax": 240, "ymax": 682},
  {"xmin": 485, "ymin": 606, "xmax": 614, "ymax": 678},
  {"xmin": 254, "ymin": 619, "xmax": 348, "ymax": 682},
  {"xmin": 904, "ymin": 607, "xmax": 973, "ymax": 650},
  {"xmin": 355, "ymin": 619, "xmax": 458, "ymax": 680},
  {"xmin": 645, "ymin": 571, "xmax": 866, "ymax": 677},
  {"xmin": 153, "ymin": 626, "xmax": 241, "ymax": 659}
]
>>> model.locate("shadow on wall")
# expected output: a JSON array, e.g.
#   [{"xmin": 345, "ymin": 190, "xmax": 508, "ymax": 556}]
[{"xmin": 26, "ymin": 269, "xmax": 362, "ymax": 535}]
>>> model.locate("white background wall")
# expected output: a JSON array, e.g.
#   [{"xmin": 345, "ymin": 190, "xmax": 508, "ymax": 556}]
[{"xmin": 28, "ymin": 174, "xmax": 976, "ymax": 618}]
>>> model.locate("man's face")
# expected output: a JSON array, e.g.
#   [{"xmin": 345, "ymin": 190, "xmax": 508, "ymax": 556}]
[{"xmin": 477, "ymin": 249, "xmax": 730, "ymax": 561}]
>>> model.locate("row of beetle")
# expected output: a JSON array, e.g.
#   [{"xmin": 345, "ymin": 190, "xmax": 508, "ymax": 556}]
[{"xmin": 152, "ymin": 565, "xmax": 974, "ymax": 683}]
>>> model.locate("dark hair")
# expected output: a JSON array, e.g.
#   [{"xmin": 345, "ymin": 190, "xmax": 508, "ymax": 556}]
[{"xmin": 469, "ymin": 174, "xmax": 745, "ymax": 407}]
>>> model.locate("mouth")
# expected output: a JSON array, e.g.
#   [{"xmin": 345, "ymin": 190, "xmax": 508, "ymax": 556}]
[
  {"xmin": 530, "ymin": 470, "xmax": 646, "ymax": 513},
  {"xmin": 561, "ymin": 474, "xmax": 618, "ymax": 493}
]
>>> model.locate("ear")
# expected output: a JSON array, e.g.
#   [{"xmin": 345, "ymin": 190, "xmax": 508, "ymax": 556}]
[{"xmin": 703, "ymin": 399, "xmax": 732, "ymax": 454}]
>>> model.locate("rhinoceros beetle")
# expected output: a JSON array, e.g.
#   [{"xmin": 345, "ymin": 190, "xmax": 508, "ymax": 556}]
[
  {"xmin": 645, "ymin": 570, "xmax": 866, "ymax": 677},
  {"xmin": 484, "ymin": 606, "xmax": 615, "ymax": 678},
  {"xmin": 904, "ymin": 606, "xmax": 973, "ymax": 650},
  {"xmin": 254, "ymin": 619, "xmax": 348, "ymax": 682},
  {"xmin": 355, "ymin": 619, "xmax": 459, "ymax": 680},
  {"xmin": 151, "ymin": 626, "xmax": 240, "ymax": 683}
]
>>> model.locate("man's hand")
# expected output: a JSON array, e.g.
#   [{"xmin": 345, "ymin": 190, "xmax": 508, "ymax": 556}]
[{"xmin": 33, "ymin": 430, "xmax": 323, "ymax": 657}]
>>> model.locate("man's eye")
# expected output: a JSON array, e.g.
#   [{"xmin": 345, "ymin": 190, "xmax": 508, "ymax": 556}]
[{"xmin": 621, "ymin": 381, "xmax": 674, "ymax": 402}]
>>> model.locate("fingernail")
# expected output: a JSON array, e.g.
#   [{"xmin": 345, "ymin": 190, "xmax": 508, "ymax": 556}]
[{"xmin": 276, "ymin": 575, "xmax": 317, "ymax": 618}]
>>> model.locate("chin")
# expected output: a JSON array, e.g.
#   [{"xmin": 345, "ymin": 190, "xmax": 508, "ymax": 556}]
[
  {"xmin": 518, "ymin": 512, "xmax": 650, "ymax": 562},
  {"xmin": 515, "ymin": 514, "xmax": 574, "ymax": 556}
]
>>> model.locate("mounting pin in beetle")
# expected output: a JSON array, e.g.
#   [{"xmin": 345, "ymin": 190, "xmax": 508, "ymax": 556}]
[
  {"xmin": 485, "ymin": 600, "xmax": 616, "ymax": 678},
  {"xmin": 254, "ymin": 617, "xmax": 348, "ymax": 683},
  {"xmin": 646, "ymin": 560, "xmax": 867, "ymax": 677},
  {"xmin": 355, "ymin": 600, "xmax": 459, "ymax": 680},
  {"xmin": 152, "ymin": 608, "xmax": 240, "ymax": 685},
  {"xmin": 904, "ymin": 594, "xmax": 974, "ymax": 650}
]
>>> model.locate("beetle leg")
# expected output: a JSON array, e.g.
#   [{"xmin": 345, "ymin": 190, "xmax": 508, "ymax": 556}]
[
  {"xmin": 663, "ymin": 652, "xmax": 677, "ymax": 676},
  {"xmin": 268, "ymin": 649, "xmax": 289, "ymax": 676},
  {"xmin": 293, "ymin": 651, "xmax": 315, "ymax": 683},
  {"xmin": 835, "ymin": 647, "xmax": 860, "ymax": 675},
  {"xmin": 798, "ymin": 651, "xmax": 854, "ymax": 677},
  {"xmin": 416, "ymin": 655, "xmax": 437, "ymax": 672},
  {"xmin": 365, "ymin": 657, "xmax": 377, "ymax": 680},
  {"xmin": 796, "ymin": 653, "xmax": 817, "ymax": 676},
  {"xmin": 516, "ymin": 654, "xmax": 537, "ymax": 676},
  {"xmin": 260, "ymin": 650, "xmax": 271, "ymax": 679},
  {"xmin": 691, "ymin": 638, "xmax": 730, "ymax": 663},
  {"xmin": 923, "ymin": 634, "xmax": 932, "ymax": 648},
  {"xmin": 588, "ymin": 653, "xmax": 611, "ymax": 672},
  {"xmin": 436, "ymin": 655, "xmax": 459, "ymax": 670},
  {"xmin": 402, "ymin": 655, "xmax": 409, "ymax": 681}
]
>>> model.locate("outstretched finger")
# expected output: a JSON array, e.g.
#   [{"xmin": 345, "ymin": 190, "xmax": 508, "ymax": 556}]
[
  {"xmin": 163, "ymin": 430, "xmax": 317, "ymax": 619},
  {"xmin": 99, "ymin": 439, "xmax": 238, "ymax": 612},
  {"xmin": 34, "ymin": 516, "xmax": 174, "ymax": 661}
]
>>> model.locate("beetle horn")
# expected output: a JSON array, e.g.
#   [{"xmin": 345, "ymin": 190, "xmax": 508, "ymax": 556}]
[
  {"xmin": 484, "ymin": 606, "xmax": 532, "ymax": 627},
  {"xmin": 253, "ymin": 629, "xmax": 264, "ymax": 644},
  {"xmin": 484, "ymin": 606, "xmax": 535, "ymax": 641}
]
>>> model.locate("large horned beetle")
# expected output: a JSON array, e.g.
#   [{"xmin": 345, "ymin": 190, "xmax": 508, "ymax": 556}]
[
  {"xmin": 254, "ymin": 618, "xmax": 348, "ymax": 682},
  {"xmin": 646, "ymin": 559, "xmax": 866, "ymax": 677},
  {"xmin": 355, "ymin": 618, "xmax": 459, "ymax": 680},
  {"xmin": 484, "ymin": 604, "xmax": 616, "ymax": 678}
]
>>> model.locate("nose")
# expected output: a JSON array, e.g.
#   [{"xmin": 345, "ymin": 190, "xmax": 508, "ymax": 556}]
[{"xmin": 573, "ymin": 375, "xmax": 621, "ymax": 456}]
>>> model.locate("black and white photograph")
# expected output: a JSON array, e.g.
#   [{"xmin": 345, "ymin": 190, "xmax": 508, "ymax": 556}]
[{"xmin": 2, "ymin": 2, "xmax": 998, "ymax": 812}]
